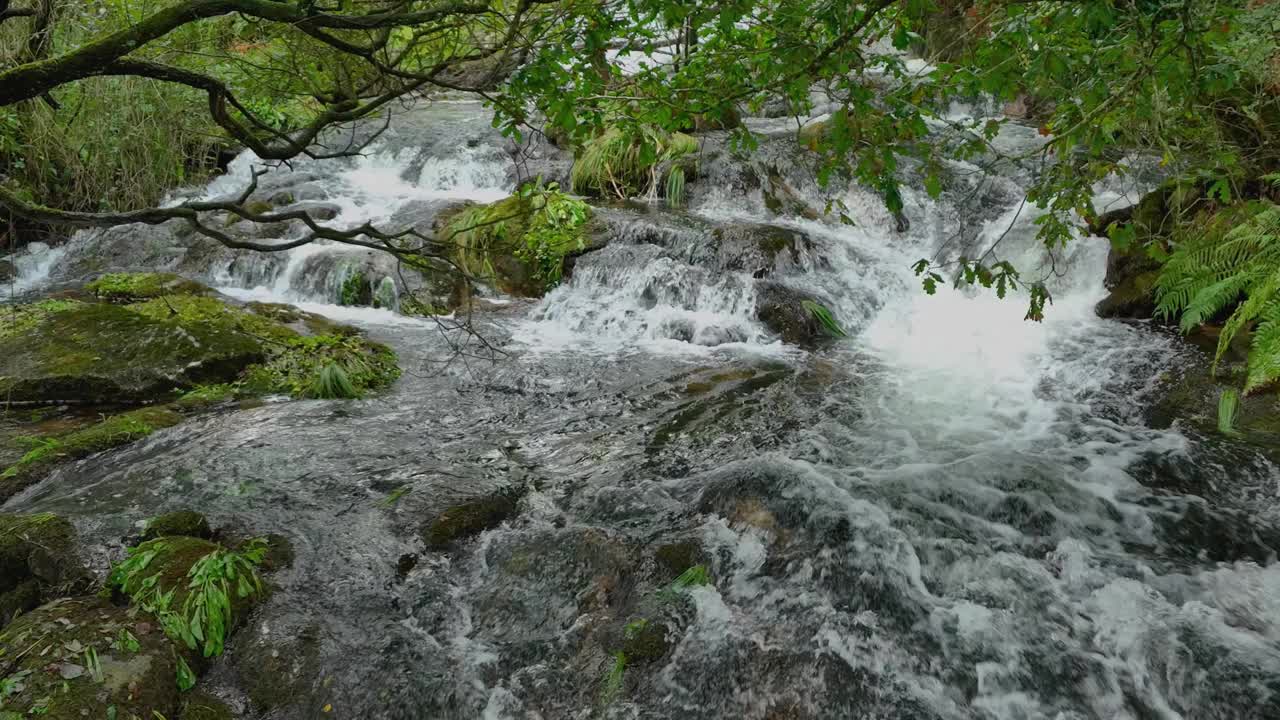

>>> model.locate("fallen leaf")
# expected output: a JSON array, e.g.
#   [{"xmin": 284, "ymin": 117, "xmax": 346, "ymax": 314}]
[
  {"xmin": 323, "ymin": 704, "xmax": 333, "ymax": 713},
  {"xmin": 58, "ymin": 664, "xmax": 85, "ymax": 680}
]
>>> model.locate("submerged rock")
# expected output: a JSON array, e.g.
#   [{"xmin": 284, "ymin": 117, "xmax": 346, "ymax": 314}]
[
  {"xmin": 420, "ymin": 489, "xmax": 522, "ymax": 549},
  {"xmin": 179, "ymin": 692, "xmax": 236, "ymax": 720}
]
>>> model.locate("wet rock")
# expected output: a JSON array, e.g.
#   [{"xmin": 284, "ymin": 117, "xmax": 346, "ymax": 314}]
[
  {"xmin": 619, "ymin": 619, "xmax": 670, "ymax": 663},
  {"xmin": 179, "ymin": 691, "xmax": 236, "ymax": 720},
  {"xmin": 248, "ymin": 533, "xmax": 295, "ymax": 572},
  {"xmin": 707, "ymin": 224, "xmax": 818, "ymax": 277},
  {"xmin": 653, "ymin": 541, "xmax": 701, "ymax": 581},
  {"xmin": 0, "ymin": 258, "xmax": 16, "ymax": 282},
  {"xmin": 142, "ymin": 510, "xmax": 213, "ymax": 541},
  {"xmin": 0, "ymin": 513, "xmax": 87, "ymax": 627},
  {"xmin": 754, "ymin": 281, "xmax": 843, "ymax": 346},
  {"xmin": 420, "ymin": 489, "xmax": 522, "ymax": 549},
  {"xmin": 280, "ymin": 200, "xmax": 342, "ymax": 222},
  {"xmin": 0, "ymin": 597, "xmax": 186, "ymax": 719},
  {"xmin": 0, "ymin": 300, "xmax": 265, "ymax": 404},
  {"xmin": 234, "ymin": 626, "xmax": 322, "ymax": 713},
  {"xmin": 1096, "ymin": 244, "xmax": 1162, "ymax": 319}
]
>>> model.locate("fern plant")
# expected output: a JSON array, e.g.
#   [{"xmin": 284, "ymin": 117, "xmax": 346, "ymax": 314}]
[{"xmin": 1155, "ymin": 201, "xmax": 1280, "ymax": 393}]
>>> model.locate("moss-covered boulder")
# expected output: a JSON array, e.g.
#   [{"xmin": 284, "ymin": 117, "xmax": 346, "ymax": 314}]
[
  {"xmin": 0, "ymin": 513, "xmax": 85, "ymax": 628},
  {"xmin": 1, "ymin": 407, "xmax": 182, "ymax": 502},
  {"xmin": 442, "ymin": 189, "xmax": 592, "ymax": 297},
  {"xmin": 86, "ymin": 272, "xmax": 210, "ymax": 303},
  {"xmin": 142, "ymin": 510, "xmax": 213, "ymax": 542},
  {"xmin": 0, "ymin": 300, "xmax": 265, "ymax": 404},
  {"xmin": 0, "ymin": 597, "xmax": 185, "ymax": 719},
  {"xmin": 420, "ymin": 489, "xmax": 522, "ymax": 550}
]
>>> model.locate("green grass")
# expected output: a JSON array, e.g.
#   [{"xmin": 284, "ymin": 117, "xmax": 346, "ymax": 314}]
[
  {"xmin": 1218, "ymin": 388, "xmax": 1241, "ymax": 435},
  {"xmin": 308, "ymin": 362, "xmax": 359, "ymax": 399},
  {"xmin": 571, "ymin": 125, "xmax": 698, "ymax": 201},
  {"xmin": 802, "ymin": 300, "xmax": 848, "ymax": 338}
]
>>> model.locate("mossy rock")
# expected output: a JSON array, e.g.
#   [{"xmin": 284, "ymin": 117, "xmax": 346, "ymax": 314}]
[
  {"xmin": 652, "ymin": 541, "xmax": 701, "ymax": 581},
  {"xmin": 112, "ymin": 536, "xmax": 237, "ymax": 612},
  {"xmin": 0, "ymin": 513, "xmax": 85, "ymax": 628},
  {"xmin": 0, "ymin": 597, "xmax": 185, "ymax": 719},
  {"xmin": 180, "ymin": 692, "xmax": 236, "ymax": 720},
  {"xmin": 443, "ymin": 192, "xmax": 592, "ymax": 297},
  {"xmin": 1, "ymin": 408, "xmax": 183, "ymax": 503},
  {"xmin": 86, "ymin": 272, "xmax": 210, "ymax": 303},
  {"xmin": 142, "ymin": 510, "xmax": 213, "ymax": 541},
  {"xmin": 420, "ymin": 490, "xmax": 522, "ymax": 550},
  {"xmin": 755, "ymin": 281, "xmax": 843, "ymax": 347},
  {"xmin": 619, "ymin": 619, "xmax": 670, "ymax": 664},
  {"xmin": 0, "ymin": 301, "xmax": 266, "ymax": 404}
]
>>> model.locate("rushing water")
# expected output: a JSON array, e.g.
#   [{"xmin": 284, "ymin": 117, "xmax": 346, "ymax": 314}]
[{"xmin": 4, "ymin": 99, "xmax": 1280, "ymax": 720}]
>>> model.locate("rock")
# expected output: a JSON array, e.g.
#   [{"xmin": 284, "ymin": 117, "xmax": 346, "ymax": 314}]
[
  {"xmin": 754, "ymin": 281, "xmax": 843, "ymax": 346},
  {"xmin": 0, "ymin": 597, "xmax": 186, "ymax": 719},
  {"xmin": 234, "ymin": 626, "xmax": 322, "ymax": 713},
  {"xmin": 85, "ymin": 272, "xmax": 210, "ymax": 303},
  {"xmin": 280, "ymin": 200, "xmax": 341, "ymax": 222},
  {"xmin": 0, "ymin": 258, "xmax": 16, "ymax": 283},
  {"xmin": 620, "ymin": 619, "xmax": 670, "ymax": 664},
  {"xmin": 653, "ymin": 541, "xmax": 701, "ymax": 581},
  {"xmin": 0, "ymin": 300, "xmax": 266, "ymax": 404},
  {"xmin": 1095, "ymin": 247, "xmax": 1161, "ymax": 319},
  {"xmin": 420, "ymin": 489, "xmax": 522, "ymax": 550},
  {"xmin": 708, "ymin": 224, "xmax": 818, "ymax": 277},
  {"xmin": 0, "ymin": 513, "xmax": 86, "ymax": 627},
  {"xmin": 179, "ymin": 691, "xmax": 236, "ymax": 720},
  {"xmin": 1, "ymin": 407, "xmax": 184, "ymax": 503},
  {"xmin": 142, "ymin": 510, "xmax": 213, "ymax": 541}
]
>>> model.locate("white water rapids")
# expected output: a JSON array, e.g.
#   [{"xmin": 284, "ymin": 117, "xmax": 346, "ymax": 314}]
[{"xmin": 4, "ymin": 99, "xmax": 1280, "ymax": 719}]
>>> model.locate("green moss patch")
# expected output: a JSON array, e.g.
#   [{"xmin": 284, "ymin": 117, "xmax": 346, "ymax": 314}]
[
  {"xmin": 1, "ymin": 407, "xmax": 182, "ymax": 501},
  {"xmin": 142, "ymin": 511, "xmax": 213, "ymax": 542},
  {"xmin": 0, "ymin": 597, "xmax": 185, "ymax": 720},
  {"xmin": 443, "ymin": 185, "xmax": 592, "ymax": 296},
  {"xmin": 86, "ymin": 272, "xmax": 210, "ymax": 303},
  {"xmin": 0, "ymin": 299, "xmax": 83, "ymax": 341}
]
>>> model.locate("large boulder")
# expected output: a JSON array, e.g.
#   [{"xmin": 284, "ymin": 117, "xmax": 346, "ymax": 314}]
[{"xmin": 0, "ymin": 300, "xmax": 265, "ymax": 404}]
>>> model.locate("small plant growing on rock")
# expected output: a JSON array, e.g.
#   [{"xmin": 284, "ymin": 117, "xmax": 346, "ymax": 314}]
[
  {"xmin": 801, "ymin": 300, "xmax": 848, "ymax": 338},
  {"xmin": 108, "ymin": 538, "xmax": 268, "ymax": 658},
  {"xmin": 309, "ymin": 362, "xmax": 359, "ymax": 400}
]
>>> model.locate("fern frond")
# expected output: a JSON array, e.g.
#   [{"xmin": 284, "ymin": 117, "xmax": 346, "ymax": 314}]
[
  {"xmin": 1217, "ymin": 266, "xmax": 1280, "ymax": 365},
  {"xmin": 1245, "ymin": 300, "xmax": 1280, "ymax": 394},
  {"xmin": 1177, "ymin": 273, "xmax": 1255, "ymax": 332}
]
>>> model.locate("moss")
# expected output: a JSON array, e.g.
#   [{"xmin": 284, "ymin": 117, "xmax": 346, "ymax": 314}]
[
  {"xmin": 1, "ymin": 409, "xmax": 181, "ymax": 501},
  {"xmin": 0, "ymin": 514, "xmax": 83, "ymax": 626},
  {"xmin": 0, "ymin": 597, "xmax": 184, "ymax": 720},
  {"xmin": 86, "ymin": 272, "xmax": 210, "ymax": 303},
  {"xmin": 239, "ymin": 333, "xmax": 400, "ymax": 398},
  {"xmin": 128, "ymin": 295, "xmax": 296, "ymax": 345},
  {"xmin": 443, "ymin": 189, "xmax": 592, "ymax": 297},
  {"xmin": 0, "ymin": 301, "xmax": 266, "ymax": 404},
  {"xmin": 620, "ymin": 618, "xmax": 670, "ymax": 663},
  {"xmin": 339, "ymin": 269, "xmax": 373, "ymax": 306},
  {"xmin": 652, "ymin": 541, "xmax": 700, "ymax": 580},
  {"xmin": 143, "ymin": 510, "xmax": 213, "ymax": 541},
  {"xmin": 0, "ymin": 299, "xmax": 83, "ymax": 341},
  {"xmin": 420, "ymin": 490, "xmax": 522, "ymax": 550}
]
